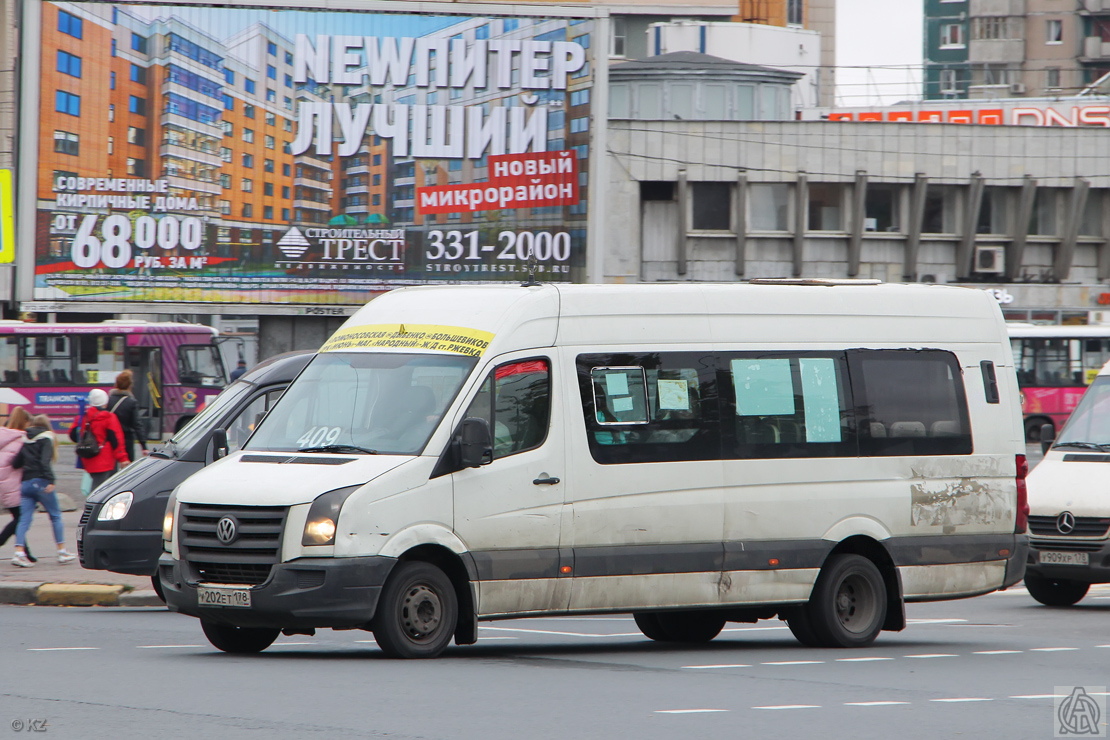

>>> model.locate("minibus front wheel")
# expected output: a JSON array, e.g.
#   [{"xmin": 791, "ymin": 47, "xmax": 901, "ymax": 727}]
[
  {"xmin": 1024, "ymin": 572, "xmax": 1089, "ymax": 606},
  {"xmin": 372, "ymin": 561, "xmax": 459, "ymax": 659}
]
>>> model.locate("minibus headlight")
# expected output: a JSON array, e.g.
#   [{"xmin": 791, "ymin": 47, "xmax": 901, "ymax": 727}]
[
  {"xmin": 162, "ymin": 490, "xmax": 178, "ymax": 545},
  {"xmin": 97, "ymin": 491, "xmax": 134, "ymax": 521},
  {"xmin": 302, "ymin": 485, "xmax": 360, "ymax": 547}
]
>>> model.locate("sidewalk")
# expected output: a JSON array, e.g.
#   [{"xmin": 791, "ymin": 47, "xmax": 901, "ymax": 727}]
[{"xmin": 0, "ymin": 443, "xmax": 162, "ymax": 607}]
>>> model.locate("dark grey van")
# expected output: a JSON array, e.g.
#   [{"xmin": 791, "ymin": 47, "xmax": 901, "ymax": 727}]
[{"xmin": 78, "ymin": 351, "xmax": 312, "ymax": 597}]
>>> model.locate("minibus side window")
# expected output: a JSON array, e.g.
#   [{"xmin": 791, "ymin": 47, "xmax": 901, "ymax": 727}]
[
  {"xmin": 849, "ymin": 349, "xmax": 972, "ymax": 456},
  {"xmin": 720, "ymin": 353, "xmax": 855, "ymax": 460},
  {"xmin": 462, "ymin": 358, "xmax": 550, "ymax": 460},
  {"xmin": 577, "ymin": 353, "xmax": 720, "ymax": 464}
]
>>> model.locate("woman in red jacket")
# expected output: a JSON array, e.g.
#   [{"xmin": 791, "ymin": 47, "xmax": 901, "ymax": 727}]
[{"xmin": 75, "ymin": 389, "xmax": 131, "ymax": 492}]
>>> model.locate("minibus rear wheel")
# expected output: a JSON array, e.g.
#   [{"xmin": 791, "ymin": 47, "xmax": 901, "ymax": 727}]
[
  {"xmin": 201, "ymin": 621, "xmax": 280, "ymax": 653},
  {"xmin": 633, "ymin": 611, "xmax": 726, "ymax": 643},
  {"xmin": 1024, "ymin": 573, "xmax": 1090, "ymax": 606},
  {"xmin": 803, "ymin": 554, "xmax": 886, "ymax": 648},
  {"xmin": 372, "ymin": 561, "xmax": 458, "ymax": 659}
]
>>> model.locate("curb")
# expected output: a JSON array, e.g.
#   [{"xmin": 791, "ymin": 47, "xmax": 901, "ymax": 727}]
[{"xmin": 0, "ymin": 581, "xmax": 164, "ymax": 607}]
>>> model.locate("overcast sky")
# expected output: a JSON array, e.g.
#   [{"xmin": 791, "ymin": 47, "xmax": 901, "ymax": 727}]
[{"xmin": 836, "ymin": 0, "xmax": 924, "ymax": 107}]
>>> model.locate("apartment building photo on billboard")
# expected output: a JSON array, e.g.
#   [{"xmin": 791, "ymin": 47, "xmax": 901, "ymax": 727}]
[{"xmin": 26, "ymin": 1, "xmax": 597, "ymax": 307}]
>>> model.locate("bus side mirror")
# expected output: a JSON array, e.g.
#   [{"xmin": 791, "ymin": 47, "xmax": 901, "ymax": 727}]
[
  {"xmin": 458, "ymin": 418, "xmax": 493, "ymax": 468},
  {"xmin": 1040, "ymin": 424, "xmax": 1056, "ymax": 456},
  {"xmin": 212, "ymin": 429, "xmax": 230, "ymax": 460}
]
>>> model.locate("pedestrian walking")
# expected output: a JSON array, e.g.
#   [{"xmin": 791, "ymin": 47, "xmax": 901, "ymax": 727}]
[
  {"xmin": 229, "ymin": 359, "xmax": 248, "ymax": 382},
  {"xmin": 69, "ymin": 388, "xmax": 130, "ymax": 492},
  {"xmin": 108, "ymin": 370, "xmax": 148, "ymax": 462},
  {"xmin": 11, "ymin": 413, "xmax": 73, "ymax": 567},
  {"xmin": 0, "ymin": 407, "xmax": 33, "ymax": 563}
]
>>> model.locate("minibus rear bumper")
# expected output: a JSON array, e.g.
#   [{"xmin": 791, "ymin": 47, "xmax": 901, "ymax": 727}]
[
  {"xmin": 1026, "ymin": 538, "xmax": 1110, "ymax": 584},
  {"xmin": 159, "ymin": 554, "xmax": 396, "ymax": 629}
]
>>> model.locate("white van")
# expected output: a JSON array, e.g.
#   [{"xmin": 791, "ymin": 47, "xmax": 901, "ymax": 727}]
[
  {"xmin": 1024, "ymin": 359, "xmax": 1110, "ymax": 606},
  {"xmin": 160, "ymin": 281, "xmax": 1029, "ymax": 658}
]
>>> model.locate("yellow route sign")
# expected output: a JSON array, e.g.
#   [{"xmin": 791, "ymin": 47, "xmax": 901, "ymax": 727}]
[
  {"xmin": 0, "ymin": 169, "xmax": 13, "ymax": 263},
  {"xmin": 320, "ymin": 324, "xmax": 494, "ymax": 357}
]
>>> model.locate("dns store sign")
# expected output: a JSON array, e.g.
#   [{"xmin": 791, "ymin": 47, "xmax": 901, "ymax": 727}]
[{"xmin": 827, "ymin": 105, "xmax": 1110, "ymax": 127}]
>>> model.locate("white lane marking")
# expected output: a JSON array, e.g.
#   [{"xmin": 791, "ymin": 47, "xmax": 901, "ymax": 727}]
[
  {"xmin": 136, "ymin": 645, "xmax": 203, "ymax": 649},
  {"xmin": 1030, "ymin": 647, "xmax": 1079, "ymax": 652},
  {"xmin": 28, "ymin": 647, "xmax": 99, "ymax": 651},
  {"xmin": 931, "ymin": 698, "xmax": 993, "ymax": 703},
  {"xmin": 973, "ymin": 650, "xmax": 1022, "ymax": 655},
  {"xmin": 836, "ymin": 657, "xmax": 895, "ymax": 662},
  {"xmin": 761, "ymin": 660, "xmax": 824, "ymax": 666},
  {"xmin": 904, "ymin": 654, "xmax": 958, "ymax": 659},
  {"xmin": 905, "ymin": 618, "xmax": 968, "ymax": 624},
  {"xmin": 753, "ymin": 705, "xmax": 821, "ymax": 710},
  {"xmin": 845, "ymin": 701, "xmax": 910, "ymax": 707},
  {"xmin": 1095, "ymin": 645, "xmax": 1110, "ymax": 648},
  {"xmin": 478, "ymin": 626, "xmax": 641, "ymax": 638},
  {"xmin": 683, "ymin": 664, "xmax": 753, "ymax": 669},
  {"xmin": 1011, "ymin": 695, "xmax": 1065, "ymax": 700},
  {"xmin": 655, "ymin": 709, "xmax": 729, "ymax": 714},
  {"xmin": 270, "ymin": 642, "xmax": 314, "ymax": 646}
]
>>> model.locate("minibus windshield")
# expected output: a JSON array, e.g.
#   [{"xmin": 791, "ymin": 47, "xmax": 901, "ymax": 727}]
[
  {"xmin": 245, "ymin": 351, "xmax": 477, "ymax": 455},
  {"xmin": 1054, "ymin": 376, "xmax": 1110, "ymax": 450}
]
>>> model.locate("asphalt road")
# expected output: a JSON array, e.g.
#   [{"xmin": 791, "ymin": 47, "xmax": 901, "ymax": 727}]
[{"xmin": 3, "ymin": 582, "xmax": 1107, "ymax": 740}]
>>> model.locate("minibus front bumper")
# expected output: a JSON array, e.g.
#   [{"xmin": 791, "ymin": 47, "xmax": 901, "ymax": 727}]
[
  {"xmin": 1026, "ymin": 537, "xmax": 1110, "ymax": 583},
  {"xmin": 159, "ymin": 553, "xmax": 396, "ymax": 629}
]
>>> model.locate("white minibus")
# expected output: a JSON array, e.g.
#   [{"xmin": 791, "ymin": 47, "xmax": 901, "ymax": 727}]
[
  {"xmin": 1024, "ymin": 358, "xmax": 1110, "ymax": 606},
  {"xmin": 160, "ymin": 281, "xmax": 1029, "ymax": 658}
]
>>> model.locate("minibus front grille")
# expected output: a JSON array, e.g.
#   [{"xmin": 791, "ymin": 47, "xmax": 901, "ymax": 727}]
[
  {"xmin": 1029, "ymin": 538, "xmax": 1105, "ymax": 552},
  {"xmin": 179, "ymin": 503, "xmax": 287, "ymax": 565},
  {"xmin": 193, "ymin": 561, "xmax": 273, "ymax": 586},
  {"xmin": 1028, "ymin": 516, "xmax": 1110, "ymax": 538}
]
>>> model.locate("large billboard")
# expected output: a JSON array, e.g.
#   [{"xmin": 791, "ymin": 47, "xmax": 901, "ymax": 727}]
[{"xmin": 30, "ymin": 2, "xmax": 596, "ymax": 306}]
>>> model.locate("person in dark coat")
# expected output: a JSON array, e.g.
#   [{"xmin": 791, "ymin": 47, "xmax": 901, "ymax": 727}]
[
  {"xmin": 229, "ymin": 360, "xmax": 248, "ymax": 382},
  {"xmin": 108, "ymin": 370, "xmax": 148, "ymax": 462}
]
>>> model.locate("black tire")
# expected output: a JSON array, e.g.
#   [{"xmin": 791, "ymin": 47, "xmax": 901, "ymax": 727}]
[
  {"xmin": 783, "ymin": 607, "xmax": 822, "ymax": 648},
  {"xmin": 372, "ymin": 561, "xmax": 458, "ymax": 659},
  {"xmin": 633, "ymin": 611, "xmax": 725, "ymax": 643},
  {"xmin": 1024, "ymin": 572, "xmax": 1090, "ymax": 606},
  {"xmin": 804, "ymin": 554, "xmax": 887, "ymax": 648},
  {"xmin": 201, "ymin": 620, "xmax": 279, "ymax": 653},
  {"xmin": 150, "ymin": 575, "xmax": 165, "ymax": 603},
  {"xmin": 1025, "ymin": 417, "xmax": 1052, "ymax": 443}
]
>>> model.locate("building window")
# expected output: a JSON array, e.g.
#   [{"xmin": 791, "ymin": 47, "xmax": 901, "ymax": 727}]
[
  {"xmin": 110, "ymin": 71, "xmax": 117, "ymax": 89},
  {"xmin": 243, "ymin": 128, "xmax": 254, "ymax": 143},
  {"xmin": 267, "ymin": 41, "xmax": 277, "ymax": 56},
  {"xmin": 282, "ymin": 186, "xmax": 290, "ymax": 198},
  {"xmin": 55, "ymin": 91, "xmax": 80, "ymax": 117},
  {"xmin": 284, "ymin": 73, "xmax": 293, "ymax": 88},
  {"xmin": 283, "ymin": 96, "xmax": 293, "ymax": 110},
  {"xmin": 265, "ymin": 112, "xmax": 276, "ymax": 126},
  {"xmin": 1046, "ymin": 19, "xmax": 1063, "ymax": 44},
  {"xmin": 242, "ymin": 153, "xmax": 254, "ymax": 168},
  {"xmin": 1031, "ymin": 190, "xmax": 1058, "ymax": 236},
  {"xmin": 691, "ymin": 182, "xmax": 731, "ymax": 231},
  {"xmin": 224, "ymin": 68, "xmax": 235, "ymax": 84},
  {"xmin": 972, "ymin": 16, "xmax": 1019, "ymax": 40},
  {"xmin": 243, "ymin": 104, "xmax": 255, "ymax": 119},
  {"xmin": 264, "ymin": 205, "xmax": 274, "ymax": 219},
  {"xmin": 242, "ymin": 178, "xmax": 253, "ymax": 192},
  {"xmin": 128, "ymin": 126, "xmax": 146, "ymax": 145},
  {"xmin": 219, "ymin": 146, "xmax": 231, "ymax": 162},
  {"xmin": 219, "ymin": 173, "xmax": 231, "ymax": 188},
  {"xmin": 266, "ymin": 89, "xmax": 276, "ymax": 102},
  {"xmin": 242, "ymin": 204, "xmax": 253, "ymax": 218},
  {"xmin": 941, "ymin": 23, "xmax": 965, "ymax": 48},
  {"xmin": 267, "ymin": 65, "xmax": 276, "ymax": 79},
  {"xmin": 264, "ymin": 158, "xmax": 275, "ymax": 173},
  {"xmin": 53, "ymin": 131, "xmax": 79, "ymax": 156},
  {"xmin": 1047, "ymin": 68, "xmax": 1062, "ymax": 89},
  {"xmin": 263, "ymin": 182, "xmax": 274, "ymax": 196},
  {"xmin": 223, "ymin": 95, "xmax": 234, "ymax": 111},
  {"xmin": 264, "ymin": 135, "xmax": 275, "ymax": 149},
  {"xmin": 749, "ymin": 183, "xmax": 790, "ymax": 231},
  {"xmin": 976, "ymin": 187, "xmax": 1010, "ymax": 234},
  {"xmin": 787, "ymin": 0, "xmax": 803, "ymax": 26},
  {"xmin": 131, "ymin": 33, "xmax": 148, "ymax": 53},
  {"xmin": 372, "ymin": 194, "xmax": 381, "ymax": 206},
  {"xmin": 58, "ymin": 9, "xmax": 83, "ymax": 39},
  {"xmin": 808, "ymin": 183, "xmax": 843, "ymax": 231},
  {"xmin": 56, "ymin": 51, "xmax": 82, "ymax": 78},
  {"xmin": 126, "ymin": 158, "xmax": 145, "ymax": 176},
  {"xmin": 245, "ymin": 78, "xmax": 256, "ymax": 94},
  {"xmin": 111, "ymin": 39, "xmax": 117, "ymax": 57},
  {"xmin": 940, "ymin": 69, "xmax": 959, "ymax": 93},
  {"xmin": 107, "ymin": 136, "xmax": 113, "ymax": 155},
  {"xmin": 129, "ymin": 95, "xmax": 146, "ymax": 115},
  {"xmin": 108, "ymin": 104, "xmax": 114, "ymax": 122},
  {"xmin": 282, "ymin": 163, "xmax": 291, "ymax": 176},
  {"xmin": 864, "ymin": 185, "xmax": 899, "ymax": 232},
  {"xmin": 922, "ymin": 185, "xmax": 957, "ymax": 234}
]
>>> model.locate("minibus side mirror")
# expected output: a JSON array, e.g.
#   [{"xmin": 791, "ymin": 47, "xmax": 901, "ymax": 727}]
[
  {"xmin": 212, "ymin": 429, "xmax": 230, "ymax": 461},
  {"xmin": 1040, "ymin": 424, "xmax": 1056, "ymax": 456},
  {"xmin": 458, "ymin": 418, "xmax": 493, "ymax": 468}
]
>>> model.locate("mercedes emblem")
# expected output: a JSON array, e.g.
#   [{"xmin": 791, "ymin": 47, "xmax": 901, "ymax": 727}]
[{"xmin": 1056, "ymin": 511, "xmax": 1077, "ymax": 535}]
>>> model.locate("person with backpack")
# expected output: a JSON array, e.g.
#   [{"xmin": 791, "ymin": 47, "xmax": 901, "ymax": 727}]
[
  {"xmin": 11, "ymin": 414, "xmax": 73, "ymax": 567},
  {"xmin": 107, "ymin": 370, "xmax": 148, "ymax": 462},
  {"xmin": 70, "ymin": 388, "xmax": 130, "ymax": 492}
]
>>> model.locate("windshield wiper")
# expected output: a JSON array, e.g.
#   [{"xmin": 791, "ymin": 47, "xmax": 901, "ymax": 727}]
[
  {"xmin": 1053, "ymin": 441, "xmax": 1110, "ymax": 451},
  {"xmin": 297, "ymin": 444, "xmax": 378, "ymax": 455}
]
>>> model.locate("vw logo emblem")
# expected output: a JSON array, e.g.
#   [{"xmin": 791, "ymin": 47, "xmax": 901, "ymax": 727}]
[
  {"xmin": 216, "ymin": 516, "xmax": 239, "ymax": 545},
  {"xmin": 1056, "ymin": 511, "xmax": 1077, "ymax": 535}
]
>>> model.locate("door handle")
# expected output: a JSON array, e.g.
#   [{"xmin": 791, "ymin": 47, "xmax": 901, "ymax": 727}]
[{"xmin": 533, "ymin": 475, "xmax": 561, "ymax": 485}]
